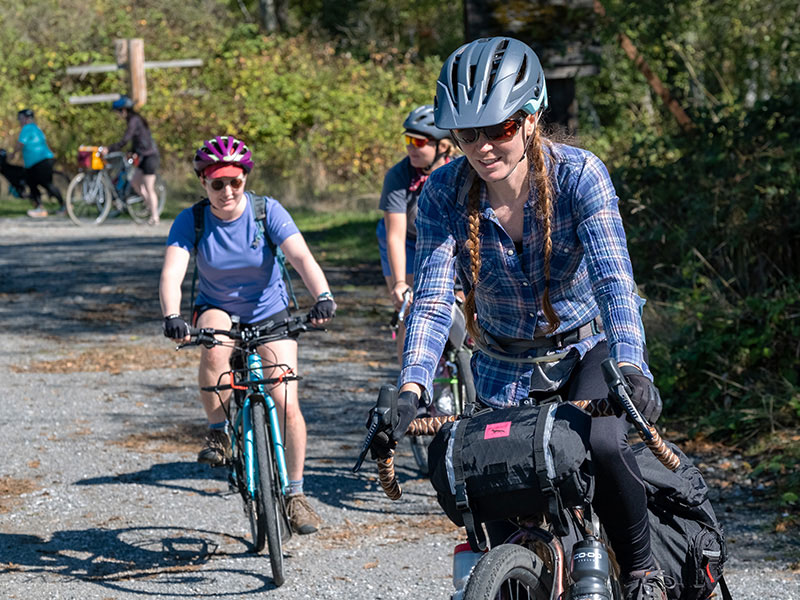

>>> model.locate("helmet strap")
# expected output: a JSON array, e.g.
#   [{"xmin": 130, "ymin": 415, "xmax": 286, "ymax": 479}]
[
  {"xmin": 500, "ymin": 123, "xmax": 536, "ymax": 182},
  {"xmin": 422, "ymin": 141, "xmax": 446, "ymax": 173}
]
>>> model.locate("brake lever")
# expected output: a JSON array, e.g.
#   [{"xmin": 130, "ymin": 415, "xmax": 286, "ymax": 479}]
[
  {"xmin": 353, "ymin": 384, "xmax": 398, "ymax": 473},
  {"xmin": 600, "ymin": 358, "xmax": 654, "ymax": 441}
]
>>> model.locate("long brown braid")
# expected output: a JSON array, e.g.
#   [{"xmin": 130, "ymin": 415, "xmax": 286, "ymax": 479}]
[{"xmin": 462, "ymin": 121, "xmax": 561, "ymax": 339}]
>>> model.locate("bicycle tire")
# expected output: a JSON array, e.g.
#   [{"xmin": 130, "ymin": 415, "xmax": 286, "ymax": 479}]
[
  {"xmin": 125, "ymin": 174, "xmax": 167, "ymax": 223},
  {"xmin": 252, "ymin": 398, "xmax": 286, "ymax": 586},
  {"xmin": 65, "ymin": 171, "xmax": 112, "ymax": 226},
  {"xmin": 462, "ymin": 544, "xmax": 552, "ymax": 600}
]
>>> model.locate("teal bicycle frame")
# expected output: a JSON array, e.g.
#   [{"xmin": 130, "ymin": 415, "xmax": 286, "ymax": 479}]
[{"xmin": 233, "ymin": 351, "xmax": 290, "ymax": 499}]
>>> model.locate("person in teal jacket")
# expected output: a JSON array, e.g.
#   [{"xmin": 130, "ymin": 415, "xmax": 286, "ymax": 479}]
[{"xmin": 9, "ymin": 109, "xmax": 64, "ymax": 218}]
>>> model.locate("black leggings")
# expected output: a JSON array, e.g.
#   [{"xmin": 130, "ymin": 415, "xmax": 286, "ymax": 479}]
[
  {"xmin": 486, "ymin": 342, "xmax": 654, "ymax": 575},
  {"xmin": 25, "ymin": 158, "xmax": 63, "ymax": 207}
]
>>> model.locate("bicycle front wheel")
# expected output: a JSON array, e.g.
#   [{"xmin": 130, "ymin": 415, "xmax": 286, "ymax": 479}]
[
  {"xmin": 125, "ymin": 174, "xmax": 166, "ymax": 223},
  {"xmin": 462, "ymin": 544, "xmax": 552, "ymax": 600},
  {"xmin": 252, "ymin": 399, "xmax": 286, "ymax": 586},
  {"xmin": 65, "ymin": 171, "xmax": 112, "ymax": 226}
]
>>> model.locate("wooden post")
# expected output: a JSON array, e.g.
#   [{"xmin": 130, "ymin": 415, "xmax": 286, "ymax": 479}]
[{"xmin": 128, "ymin": 38, "xmax": 147, "ymax": 108}]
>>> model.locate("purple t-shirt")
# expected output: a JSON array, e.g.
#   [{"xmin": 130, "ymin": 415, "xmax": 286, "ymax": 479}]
[{"xmin": 167, "ymin": 195, "xmax": 300, "ymax": 321}]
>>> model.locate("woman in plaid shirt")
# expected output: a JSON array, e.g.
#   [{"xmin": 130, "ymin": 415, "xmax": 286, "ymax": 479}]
[{"xmin": 386, "ymin": 37, "xmax": 668, "ymax": 600}]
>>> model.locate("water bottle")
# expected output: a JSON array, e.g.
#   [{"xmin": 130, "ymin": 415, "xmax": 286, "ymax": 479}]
[
  {"xmin": 451, "ymin": 542, "xmax": 484, "ymax": 599},
  {"xmin": 567, "ymin": 537, "xmax": 612, "ymax": 600}
]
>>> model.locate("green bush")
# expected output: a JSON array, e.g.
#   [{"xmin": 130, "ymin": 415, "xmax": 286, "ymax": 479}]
[
  {"xmin": 616, "ymin": 84, "xmax": 800, "ymax": 439},
  {"xmin": 0, "ymin": 9, "xmax": 441, "ymax": 202}
]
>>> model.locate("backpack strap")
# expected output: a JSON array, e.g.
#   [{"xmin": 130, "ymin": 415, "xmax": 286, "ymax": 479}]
[
  {"xmin": 188, "ymin": 198, "xmax": 210, "ymax": 311},
  {"xmin": 245, "ymin": 191, "xmax": 298, "ymax": 310},
  {"xmin": 718, "ymin": 576, "xmax": 733, "ymax": 600}
]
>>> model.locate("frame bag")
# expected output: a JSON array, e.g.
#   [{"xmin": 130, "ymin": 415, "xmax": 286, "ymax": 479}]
[
  {"xmin": 633, "ymin": 441, "xmax": 731, "ymax": 600},
  {"xmin": 428, "ymin": 402, "xmax": 593, "ymax": 551}
]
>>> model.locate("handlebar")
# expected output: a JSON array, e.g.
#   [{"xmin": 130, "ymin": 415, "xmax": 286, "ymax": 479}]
[
  {"xmin": 364, "ymin": 366, "xmax": 680, "ymax": 501},
  {"xmin": 178, "ymin": 315, "xmax": 324, "ymax": 350}
]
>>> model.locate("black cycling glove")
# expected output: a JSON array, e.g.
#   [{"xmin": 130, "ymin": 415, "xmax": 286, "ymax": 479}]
[
  {"xmin": 163, "ymin": 314, "xmax": 189, "ymax": 340},
  {"xmin": 309, "ymin": 298, "xmax": 336, "ymax": 321},
  {"xmin": 620, "ymin": 365, "xmax": 663, "ymax": 423},
  {"xmin": 368, "ymin": 390, "xmax": 420, "ymax": 459}
]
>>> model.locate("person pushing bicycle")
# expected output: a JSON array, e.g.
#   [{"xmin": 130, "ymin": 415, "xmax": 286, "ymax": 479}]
[
  {"xmin": 104, "ymin": 96, "xmax": 161, "ymax": 225},
  {"xmin": 159, "ymin": 135, "xmax": 335, "ymax": 535},
  {"xmin": 368, "ymin": 37, "xmax": 668, "ymax": 600}
]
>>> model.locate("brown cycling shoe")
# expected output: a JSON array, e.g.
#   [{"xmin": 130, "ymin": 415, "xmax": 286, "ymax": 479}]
[
  {"xmin": 197, "ymin": 429, "xmax": 231, "ymax": 466},
  {"xmin": 286, "ymin": 493, "xmax": 322, "ymax": 534},
  {"xmin": 623, "ymin": 569, "xmax": 669, "ymax": 600}
]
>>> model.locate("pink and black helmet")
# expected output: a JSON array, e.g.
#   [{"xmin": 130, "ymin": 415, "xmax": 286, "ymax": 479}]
[{"xmin": 193, "ymin": 135, "xmax": 254, "ymax": 176}]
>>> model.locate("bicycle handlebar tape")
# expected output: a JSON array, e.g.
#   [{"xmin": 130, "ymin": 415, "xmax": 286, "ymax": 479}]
[
  {"xmin": 645, "ymin": 427, "xmax": 681, "ymax": 471},
  {"xmin": 377, "ymin": 451, "xmax": 402, "ymax": 501},
  {"xmin": 406, "ymin": 415, "xmax": 457, "ymax": 436}
]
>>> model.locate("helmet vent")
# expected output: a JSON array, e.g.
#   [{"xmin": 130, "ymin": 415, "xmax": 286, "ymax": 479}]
[
  {"xmin": 451, "ymin": 55, "xmax": 461, "ymax": 95},
  {"xmin": 516, "ymin": 55, "xmax": 528, "ymax": 86}
]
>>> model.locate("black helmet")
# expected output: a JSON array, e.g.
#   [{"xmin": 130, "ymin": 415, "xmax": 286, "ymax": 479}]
[
  {"xmin": 17, "ymin": 108, "xmax": 34, "ymax": 119},
  {"xmin": 434, "ymin": 37, "xmax": 548, "ymax": 130},
  {"xmin": 403, "ymin": 105, "xmax": 450, "ymax": 140},
  {"xmin": 112, "ymin": 95, "xmax": 134, "ymax": 111}
]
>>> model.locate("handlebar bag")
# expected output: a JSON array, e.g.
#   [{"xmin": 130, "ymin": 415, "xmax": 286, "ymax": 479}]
[{"xmin": 428, "ymin": 401, "xmax": 593, "ymax": 550}]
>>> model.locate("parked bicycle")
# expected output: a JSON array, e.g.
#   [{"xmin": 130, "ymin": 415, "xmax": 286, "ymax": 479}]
[
  {"xmin": 178, "ymin": 314, "xmax": 323, "ymax": 587},
  {"xmin": 0, "ymin": 148, "xmax": 70, "ymax": 211},
  {"xmin": 355, "ymin": 360, "xmax": 728, "ymax": 600},
  {"xmin": 64, "ymin": 145, "xmax": 166, "ymax": 226}
]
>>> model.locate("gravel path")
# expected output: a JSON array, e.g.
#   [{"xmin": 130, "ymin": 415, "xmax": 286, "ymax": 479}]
[{"xmin": 0, "ymin": 216, "xmax": 798, "ymax": 599}]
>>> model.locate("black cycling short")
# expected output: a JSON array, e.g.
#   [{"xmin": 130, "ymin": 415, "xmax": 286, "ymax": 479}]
[
  {"xmin": 138, "ymin": 153, "xmax": 159, "ymax": 175},
  {"xmin": 192, "ymin": 305, "xmax": 293, "ymax": 339}
]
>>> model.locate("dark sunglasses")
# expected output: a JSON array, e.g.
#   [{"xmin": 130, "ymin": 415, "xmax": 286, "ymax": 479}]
[
  {"xmin": 404, "ymin": 134, "xmax": 432, "ymax": 148},
  {"xmin": 208, "ymin": 177, "xmax": 245, "ymax": 191},
  {"xmin": 452, "ymin": 116, "xmax": 526, "ymax": 146}
]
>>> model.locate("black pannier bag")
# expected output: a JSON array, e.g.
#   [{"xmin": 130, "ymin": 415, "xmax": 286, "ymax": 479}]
[
  {"xmin": 428, "ymin": 402, "xmax": 593, "ymax": 550},
  {"xmin": 632, "ymin": 441, "xmax": 731, "ymax": 600}
]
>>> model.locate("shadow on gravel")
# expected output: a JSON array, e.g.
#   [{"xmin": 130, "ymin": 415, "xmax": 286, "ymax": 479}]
[
  {"xmin": 0, "ymin": 526, "xmax": 282, "ymax": 595},
  {"xmin": 74, "ymin": 461, "xmax": 226, "ymax": 496},
  {"xmin": 0, "ymin": 234, "xmax": 165, "ymax": 335}
]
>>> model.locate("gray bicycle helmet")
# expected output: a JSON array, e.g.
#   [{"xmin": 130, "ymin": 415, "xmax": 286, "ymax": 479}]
[
  {"xmin": 434, "ymin": 37, "xmax": 548, "ymax": 130},
  {"xmin": 112, "ymin": 95, "xmax": 134, "ymax": 111},
  {"xmin": 403, "ymin": 105, "xmax": 450, "ymax": 140},
  {"xmin": 17, "ymin": 108, "xmax": 34, "ymax": 119}
]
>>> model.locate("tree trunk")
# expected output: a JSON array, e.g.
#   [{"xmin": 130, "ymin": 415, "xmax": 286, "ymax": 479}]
[{"xmin": 260, "ymin": 0, "xmax": 278, "ymax": 33}]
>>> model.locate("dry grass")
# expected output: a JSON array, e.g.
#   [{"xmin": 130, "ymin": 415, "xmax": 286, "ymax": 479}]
[
  {"xmin": 12, "ymin": 342, "xmax": 196, "ymax": 374},
  {"xmin": 0, "ymin": 476, "xmax": 40, "ymax": 514},
  {"xmin": 111, "ymin": 423, "xmax": 206, "ymax": 455}
]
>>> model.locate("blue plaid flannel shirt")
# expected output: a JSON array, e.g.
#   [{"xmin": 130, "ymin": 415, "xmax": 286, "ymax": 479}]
[{"xmin": 399, "ymin": 145, "xmax": 650, "ymax": 407}]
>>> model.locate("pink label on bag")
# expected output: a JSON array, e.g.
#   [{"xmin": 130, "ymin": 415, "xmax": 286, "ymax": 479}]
[{"xmin": 484, "ymin": 421, "xmax": 512, "ymax": 439}]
